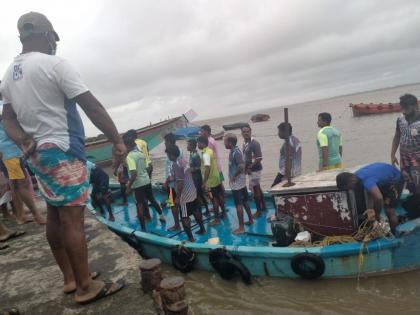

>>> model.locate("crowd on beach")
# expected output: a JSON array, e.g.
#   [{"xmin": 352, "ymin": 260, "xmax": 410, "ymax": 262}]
[{"xmin": 1, "ymin": 11, "xmax": 420, "ymax": 308}]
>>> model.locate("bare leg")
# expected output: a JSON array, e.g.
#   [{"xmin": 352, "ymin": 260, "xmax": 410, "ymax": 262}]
[
  {"xmin": 243, "ymin": 200, "xmax": 254, "ymax": 225},
  {"xmin": 103, "ymin": 195, "xmax": 115, "ymax": 221},
  {"xmin": 11, "ymin": 192, "xmax": 31, "ymax": 224},
  {"xmin": 252, "ymin": 185, "xmax": 263, "ymax": 218},
  {"xmin": 14, "ymin": 178, "xmax": 46, "ymax": 224},
  {"xmin": 0, "ymin": 219, "xmax": 14, "ymax": 240},
  {"xmin": 209, "ymin": 196, "xmax": 220, "ymax": 226},
  {"xmin": 168, "ymin": 206, "xmax": 181, "ymax": 231},
  {"xmin": 1, "ymin": 204, "xmax": 15, "ymax": 220},
  {"xmin": 56, "ymin": 205, "xmax": 106, "ymax": 303},
  {"xmin": 219, "ymin": 184, "xmax": 227, "ymax": 214},
  {"xmin": 46, "ymin": 204, "xmax": 75, "ymax": 292},
  {"xmin": 181, "ymin": 217, "xmax": 194, "ymax": 242},
  {"xmin": 386, "ymin": 207, "xmax": 398, "ymax": 234},
  {"xmin": 233, "ymin": 204, "xmax": 245, "ymax": 234},
  {"xmin": 192, "ymin": 208, "xmax": 206, "ymax": 234},
  {"xmin": 136, "ymin": 203, "xmax": 146, "ymax": 231}
]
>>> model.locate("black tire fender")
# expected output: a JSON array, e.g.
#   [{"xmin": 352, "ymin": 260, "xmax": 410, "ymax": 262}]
[
  {"xmin": 291, "ymin": 253, "xmax": 325, "ymax": 280},
  {"xmin": 209, "ymin": 248, "xmax": 252, "ymax": 284},
  {"xmin": 171, "ymin": 245, "xmax": 196, "ymax": 273}
]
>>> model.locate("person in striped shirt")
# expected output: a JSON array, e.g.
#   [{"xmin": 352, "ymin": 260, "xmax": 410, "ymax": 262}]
[
  {"xmin": 166, "ymin": 144, "xmax": 205, "ymax": 242},
  {"xmin": 224, "ymin": 133, "xmax": 254, "ymax": 234}
]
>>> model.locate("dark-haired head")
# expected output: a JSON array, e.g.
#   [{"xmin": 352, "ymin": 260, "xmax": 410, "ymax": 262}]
[
  {"xmin": 126, "ymin": 129, "xmax": 137, "ymax": 139},
  {"xmin": 336, "ymin": 172, "xmax": 358, "ymax": 190},
  {"xmin": 400, "ymin": 94, "xmax": 418, "ymax": 119},
  {"xmin": 165, "ymin": 144, "xmax": 180, "ymax": 161},
  {"xmin": 187, "ymin": 138, "xmax": 197, "ymax": 151},
  {"xmin": 223, "ymin": 133, "xmax": 237, "ymax": 149},
  {"xmin": 200, "ymin": 125, "xmax": 211, "ymax": 137},
  {"xmin": 164, "ymin": 133, "xmax": 176, "ymax": 146},
  {"xmin": 122, "ymin": 132, "xmax": 136, "ymax": 149},
  {"xmin": 278, "ymin": 122, "xmax": 292, "ymax": 139},
  {"xmin": 318, "ymin": 112, "xmax": 332, "ymax": 128},
  {"xmin": 197, "ymin": 135, "xmax": 208, "ymax": 149}
]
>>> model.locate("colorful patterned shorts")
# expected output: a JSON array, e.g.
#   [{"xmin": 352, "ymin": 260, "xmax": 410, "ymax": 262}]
[{"xmin": 28, "ymin": 143, "xmax": 89, "ymax": 207}]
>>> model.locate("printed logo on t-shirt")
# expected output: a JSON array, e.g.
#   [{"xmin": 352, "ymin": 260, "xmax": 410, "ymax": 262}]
[{"xmin": 13, "ymin": 64, "xmax": 23, "ymax": 81}]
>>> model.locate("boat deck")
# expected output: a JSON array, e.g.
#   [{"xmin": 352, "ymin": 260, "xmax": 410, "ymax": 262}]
[{"xmin": 102, "ymin": 189, "xmax": 276, "ymax": 246}]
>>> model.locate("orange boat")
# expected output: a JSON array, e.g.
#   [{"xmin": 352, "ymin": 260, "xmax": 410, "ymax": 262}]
[{"xmin": 349, "ymin": 102, "xmax": 401, "ymax": 117}]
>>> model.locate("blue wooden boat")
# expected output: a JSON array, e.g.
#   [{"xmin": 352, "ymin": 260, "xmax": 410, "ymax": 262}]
[{"xmin": 89, "ymin": 168, "xmax": 420, "ymax": 281}]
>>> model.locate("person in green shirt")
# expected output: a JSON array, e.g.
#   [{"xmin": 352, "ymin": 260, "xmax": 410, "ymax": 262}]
[
  {"xmin": 317, "ymin": 112, "xmax": 343, "ymax": 171},
  {"xmin": 123, "ymin": 133, "xmax": 165, "ymax": 231},
  {"xmin": 197, "ymin": 135, "xmax": 225, "ymax": 226}
]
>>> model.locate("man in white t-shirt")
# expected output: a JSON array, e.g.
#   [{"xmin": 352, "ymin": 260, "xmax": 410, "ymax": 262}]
[{"xmin": 0, "ymin": 12, "xmax": 126, "ymax": 304}]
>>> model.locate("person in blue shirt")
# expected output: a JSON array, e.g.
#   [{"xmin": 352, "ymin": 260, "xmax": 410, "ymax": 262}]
[{"xmin": 336, "ymin": 163, "xmax": 402, "ymax": 233}]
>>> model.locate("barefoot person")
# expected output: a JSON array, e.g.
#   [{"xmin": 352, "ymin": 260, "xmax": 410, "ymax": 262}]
[
  {"xmin": 224, "ymin": 133, "xmax": 254, "ymax": 234},
  {"xmin": 123, "ymin": 133, "xmax": 166, "ymax": 231},
  {"xmin": 197, "ymin": 135, "xmax": 224, "ymax": 226},
  {"xmin": 272, "ymin": 122, "xmax": 302, "ymax": 187},
  {"xmin": 164, "ymin": 133, "xmax": 181, "ymax": 230},
  {"xmin": 200, "ymin": 125, "xmax": 227, "ymax": 213},
  {"xmin": 166, "ymin": 144, "xmax": 205, "ymax": 242},
  {"xmin": 391, "ymin": 94, "xmax": 420, "ymax": 194},
  {"xmin": 241, "ymin": 126, "xmax": 266, "ymax": 218},
  {"xmin": 0, "ymin": 98, "xmax": 45, "ymax": 224},
  {"xmin": 89, "ymin": 163, "xmax": 115, "ymax": 221},
  {"xmin": 317, "ymin": 112, "xmax": 343, "ymax": 171},
  {"xmin": 187, "ymin": 139, "xmax": 210, "ymax": 216},
  {"xmin": 0, "ymin": 12, "xmax": 125, "ymax": 303}
]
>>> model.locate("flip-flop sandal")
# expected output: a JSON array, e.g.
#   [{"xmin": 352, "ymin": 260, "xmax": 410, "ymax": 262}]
[
  {"xmin": 0, "ymin": 242, "xmax": 9, "ymax": 250},
  {"xmin": 0, "ymin": 230, "xmax": 25, "ymax": 242},
  {"xmin": 77, "ymin": 279, "xmax": 125, "ymax": 304},
  {"xmin": 64, "ymin": 271, "xmax": 101, "ymax": 294}
]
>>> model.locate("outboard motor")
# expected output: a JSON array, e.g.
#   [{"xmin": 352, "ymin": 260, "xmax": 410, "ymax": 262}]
[{"xmin": 271, "ymin": 213, "xmax": 297, "ymax": 247}]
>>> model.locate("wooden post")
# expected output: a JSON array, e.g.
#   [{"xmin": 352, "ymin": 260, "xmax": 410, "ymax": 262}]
[
  {"xmin": 283, "ymin": 108, "xmax": 295, "ymax": 187},
  {"xmin": 139, "ymin": 258, "xmax": 163, "ymax": 294},
  {"xmin": 160, "ymin": 276, "xmax": 188, "ymax": 315}
]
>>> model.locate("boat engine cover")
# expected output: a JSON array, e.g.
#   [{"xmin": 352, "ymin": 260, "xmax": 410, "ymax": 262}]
[{"xmin": 271, "ymin": 213, "xmax": 297, "ymax": 247}]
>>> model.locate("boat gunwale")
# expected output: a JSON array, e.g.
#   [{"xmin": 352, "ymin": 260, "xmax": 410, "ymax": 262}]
[{"xmin": 92, "ymin": 209, "xmax": 416, "ymax": 259}]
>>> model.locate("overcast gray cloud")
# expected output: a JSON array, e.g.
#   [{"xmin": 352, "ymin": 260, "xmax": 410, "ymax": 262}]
[{"xmin": 1, "ymin": 0, "xmax": 420, "ymax": 136}]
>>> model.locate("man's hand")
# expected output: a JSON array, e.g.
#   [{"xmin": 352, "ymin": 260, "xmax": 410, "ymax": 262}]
[
  {"xmin": 175, "ymin": 196, "xmax": 180, "ymax": 206},
  {"xmin": 112, "ymin": 142, "xmax": 127, "ymax": 167},
  {"xmin": 21, "ymin": 137, "xmax": 36, "ymax": 159},
  {"xmin": 391, "ymin": 155, "xmax": 399, "ymax": 166}
]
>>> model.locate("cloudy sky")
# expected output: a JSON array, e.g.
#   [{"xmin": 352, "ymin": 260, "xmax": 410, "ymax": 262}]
[{"xmin": 1, "ymin": 0, "xmax": 419, "ymax": 136}]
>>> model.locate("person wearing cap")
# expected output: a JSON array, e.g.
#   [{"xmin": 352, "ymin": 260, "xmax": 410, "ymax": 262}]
[{"xmin": 0, "ymin": 12, "xmax": 126, "ymax": 304}]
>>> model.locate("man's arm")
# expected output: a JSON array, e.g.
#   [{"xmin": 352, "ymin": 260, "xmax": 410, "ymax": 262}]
[
  {"xmin": 321, "ymin": 147, "xmax": 329, "ymax": 169},
  {"xmin": 339, "ymin": 146, "xmax": 343, "ymax": 157},
  {"xmin": 175, "ymin": 180, "xmax": 184, "ymax": 204},
  {"xmin": 391, "ymin": 128, "xmax": 401, "ymax": 166},
  {"xmin": 203, "ymin": 166, "xmax": 210, "ymax": 186},
  {"xmin": 250, "ymin": 141, "xmax": 263, "ymax": 169},
  {"xmin": 75, "ymin": 91, "xmax": 126, "ymax": 164},
  {"xmin": 369, "ymin": 186, "xmax": 384, "ymax": 220},
  {"xmin": 126, "ymin": 170, "xmax": 137, "ymax": 194},
  {"xmin": 2, "ymin": 104, "xmax": 35, "ymax": 156}
]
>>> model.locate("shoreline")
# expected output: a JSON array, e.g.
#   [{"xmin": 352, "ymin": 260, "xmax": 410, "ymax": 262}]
[{"xmin": 0, "ymin": 199, "xmax": 156, "ymax": 315}]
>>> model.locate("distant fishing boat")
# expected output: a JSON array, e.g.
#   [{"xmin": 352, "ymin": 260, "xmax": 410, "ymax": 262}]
[
  {"xmin": 349, "ymin": 102, "xmax": 401, "ymax": 117},
  {"xmin": 251, "ymin": 113, "xmax": 270, "ymax": 123},
  {"xmin": 91, "ymin": 167, "xmax": 420, "ymax": 281},
  {"xmin": 86, "ymin": 111, "xmax": 196, "ymax": 165}
]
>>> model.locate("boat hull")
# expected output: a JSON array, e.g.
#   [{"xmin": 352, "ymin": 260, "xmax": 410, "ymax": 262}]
[
  {"xmin": 349, "ymin": 103, "xmax": 401, "ymax": 117},
  {"xmin": 97, "ymin": 215, "xmax": 420, "ymax": 278},
  {"xmin": 85, "ymin": 116, "xmax": 188, "ymax": 164}
]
